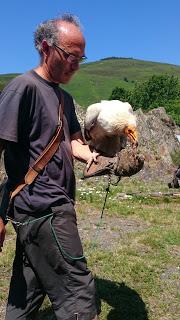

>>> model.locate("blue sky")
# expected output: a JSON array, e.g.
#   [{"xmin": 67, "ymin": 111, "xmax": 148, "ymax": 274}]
[{"xmin": 1, "ymin": 0, "xmax": 180, "ymax": 74}]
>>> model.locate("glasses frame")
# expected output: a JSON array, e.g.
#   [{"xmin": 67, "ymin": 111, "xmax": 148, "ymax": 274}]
[{"xmin": 54, "ymin": 44, "xmax": 87, "ymax": 64}]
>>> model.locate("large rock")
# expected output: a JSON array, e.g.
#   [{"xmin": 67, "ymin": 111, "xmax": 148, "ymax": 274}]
[
  {"xmin": 75, "ymin": 102, "xmax": 180, "ymax": 182},
  {"xmin": 136, "ymin": 107, "xmax": 179, "ymax": 180}
]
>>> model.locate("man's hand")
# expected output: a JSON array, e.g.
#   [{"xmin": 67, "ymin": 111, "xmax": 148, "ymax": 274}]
[
  {"xmin": 0, "ymin": 217, "xmax": 6, "ymax": 253},
  {"xmin": 71, "ymin": 131, "xmax": 100, "ymax": 166},
  {"xmin": 86, "ymin": 150, "xmax": 100, "ymax": 171}
]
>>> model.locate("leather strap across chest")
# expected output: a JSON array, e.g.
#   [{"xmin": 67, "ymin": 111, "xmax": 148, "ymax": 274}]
[{"xmin": 10, "ymin": 91, "xmax": 64, "ymax": 200}]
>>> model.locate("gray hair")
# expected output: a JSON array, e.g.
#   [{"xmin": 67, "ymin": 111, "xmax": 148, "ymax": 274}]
[{"xmin": 34, "ymin": 13, "xmax": 82, "ymax": 55}]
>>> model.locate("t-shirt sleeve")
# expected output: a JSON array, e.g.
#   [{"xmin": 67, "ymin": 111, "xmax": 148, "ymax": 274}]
[
  {"xmin": 0, "ymin": 88, "xmax": 22, "ymax": 142},
  {"xmin": 64, "ymin": 93, "xmax": 81, "ymax": 136}
]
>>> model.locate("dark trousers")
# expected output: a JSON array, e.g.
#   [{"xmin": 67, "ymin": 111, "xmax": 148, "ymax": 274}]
[{"xmin": 5, "ymin": 203, "xmax": 97, "ymax": 320}]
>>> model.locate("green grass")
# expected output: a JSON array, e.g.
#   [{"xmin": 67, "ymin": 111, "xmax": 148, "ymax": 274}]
[{"xmin": 0, "ymin": 176, "xmax": 179, "ymax": 320}]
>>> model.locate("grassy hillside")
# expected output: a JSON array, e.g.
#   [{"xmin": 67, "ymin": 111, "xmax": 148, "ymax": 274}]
[
  {"xmin": 1, "ymin": 58, "xmax": 180, "ymax": 107},
  {"xmin": 0, "ymin": 74, "xmax": 20, "ymax": 92},
  {"xmin": 64, "ymin": 58, "xmax": 180, "ymax": 107}
]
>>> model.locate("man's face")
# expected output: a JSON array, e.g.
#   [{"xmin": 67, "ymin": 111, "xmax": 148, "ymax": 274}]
[{"xmin": 47, "ymin": 22, "xmax": 86, "ymax": 84}]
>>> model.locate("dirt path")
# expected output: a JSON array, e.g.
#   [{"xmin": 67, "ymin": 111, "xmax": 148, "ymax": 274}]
[{"xmin": 76, "ymin": 203, "xmax": 150, "ymax": 251}]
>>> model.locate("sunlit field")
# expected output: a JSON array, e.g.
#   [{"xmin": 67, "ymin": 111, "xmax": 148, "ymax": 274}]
[{"xmin": 0, "ymin": 172, "xmax": 179, "ymax": 320}]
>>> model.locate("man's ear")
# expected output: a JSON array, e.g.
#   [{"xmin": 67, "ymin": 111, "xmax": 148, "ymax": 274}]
[{"xmin": 41, "ymin": 40, "xmax": 50, "ymax": 56}]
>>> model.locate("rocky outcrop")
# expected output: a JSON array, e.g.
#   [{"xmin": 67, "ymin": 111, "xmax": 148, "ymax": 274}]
[
  {"xmin": 135, "ymin": 107, "xmax": 179, "ymax": 181},
  {"xmin": 75, "ymin": 102, "xmax": 180, "ymax": 182}
]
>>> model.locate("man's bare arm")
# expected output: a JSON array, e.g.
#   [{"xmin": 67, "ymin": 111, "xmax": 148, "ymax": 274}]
[{"xmin": 71, "ymin": 131, "xmax": 99, "ymax": 169}]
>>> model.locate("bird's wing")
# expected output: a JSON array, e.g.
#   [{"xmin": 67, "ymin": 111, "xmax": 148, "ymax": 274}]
[
  {"xmin": 84, "ymin": 102, "xmax": 102, "ymax": 140},
  {"xmin": 84, "ymin": 103, "xmax": 102, "ymax": 130}
]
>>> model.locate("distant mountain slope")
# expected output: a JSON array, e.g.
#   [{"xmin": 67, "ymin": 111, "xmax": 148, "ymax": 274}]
[
  {"xmin": 64, "ymin": 58, "xmax": 180, "ymax": 107},
  {"xmin": 1, "ymin": 58, "xmax": 180, "ymax": 107},
  {"xmin": 0, "ymin": 74, "xmax": 20, "ymax": 92}
]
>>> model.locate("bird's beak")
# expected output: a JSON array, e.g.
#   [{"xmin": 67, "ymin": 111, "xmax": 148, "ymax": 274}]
[{"xmin": 125, "ymin": 126, "xmax": 138, "ymax": 147}]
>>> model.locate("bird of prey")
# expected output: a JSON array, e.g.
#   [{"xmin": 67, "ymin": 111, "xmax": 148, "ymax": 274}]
[{"xmin": 84, "ymin": 100, "xmax": 138, "ymax": 157}]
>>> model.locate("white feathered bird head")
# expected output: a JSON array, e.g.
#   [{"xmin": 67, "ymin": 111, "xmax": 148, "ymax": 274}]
[{"xmin": 84, "ymin": 100, "xmax": 138, "ymax": 156}]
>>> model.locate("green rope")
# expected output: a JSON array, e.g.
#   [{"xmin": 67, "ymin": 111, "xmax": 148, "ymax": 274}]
[
  {"xmin": 6, "ymin": 213, "xmax": 54, "ymax": 226},
  {"xmin": 7, "ymin": 213, "xmax": 85, "ymax": 261},
  {"xmin": 7, "ymin": 174, "xmax": 112, "ymax": 260},
  {"xmin": 90, "ymin": 175, "xmax": 111, "ymax": 249}
]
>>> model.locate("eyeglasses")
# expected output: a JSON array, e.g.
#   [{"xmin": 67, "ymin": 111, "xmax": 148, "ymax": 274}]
[{"xmin": 54, "ymin": 44, "xmax": 87, "ymax": 64}]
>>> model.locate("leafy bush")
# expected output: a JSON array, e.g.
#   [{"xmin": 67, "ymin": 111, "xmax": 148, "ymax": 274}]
[
  {"xmin": 165, "ymin": 99, "xmax": 180, "ymax": 126},
  {"xmin": 109, "ymin": 86, "xmax": 130, "ymax": 102},
  {"xmin": 109, "ymin": 74, "xmax": 180, "ymax": 125}
]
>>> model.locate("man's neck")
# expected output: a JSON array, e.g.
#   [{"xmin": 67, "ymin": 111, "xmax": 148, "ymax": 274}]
[{"xmin": 34, "ymin": 66, "xmax": 56, "ymax": 83}]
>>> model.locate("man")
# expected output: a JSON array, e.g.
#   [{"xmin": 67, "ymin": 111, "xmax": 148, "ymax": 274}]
[{"xmin": 0, "ymin": 14, "xmax": 98, "ymax": 320}]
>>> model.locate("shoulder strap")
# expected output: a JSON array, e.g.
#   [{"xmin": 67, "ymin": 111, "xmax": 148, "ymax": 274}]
[{"xmin": 10, "ymin": 91, "xmax": 64, "ymax": 200}]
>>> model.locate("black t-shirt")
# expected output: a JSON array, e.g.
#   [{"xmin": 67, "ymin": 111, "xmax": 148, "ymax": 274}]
[{"xmin": 0, "ymin": 70, "xmax": 81, "ymax": 214}]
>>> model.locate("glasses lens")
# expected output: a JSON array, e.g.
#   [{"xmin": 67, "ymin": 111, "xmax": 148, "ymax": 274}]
[
  {"xmin": 80, "ymin": 56, "xmax": 87, "ymax": 63},
  {"xmin": 54, "ymin": 44, "xmax": 87, "ymax": 64},
  {"xmin": 67, "ymin": 55, "xmax": 87, "ymax": 64}
]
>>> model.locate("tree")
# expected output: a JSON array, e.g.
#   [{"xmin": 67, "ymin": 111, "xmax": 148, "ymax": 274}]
[
  {"xmin": 109, "ymin": 86, "xmax": 130, "ymax": 102},
  {"xmin": 130, "ymin": 74, "xmax": 180, "ymax": 110}
]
